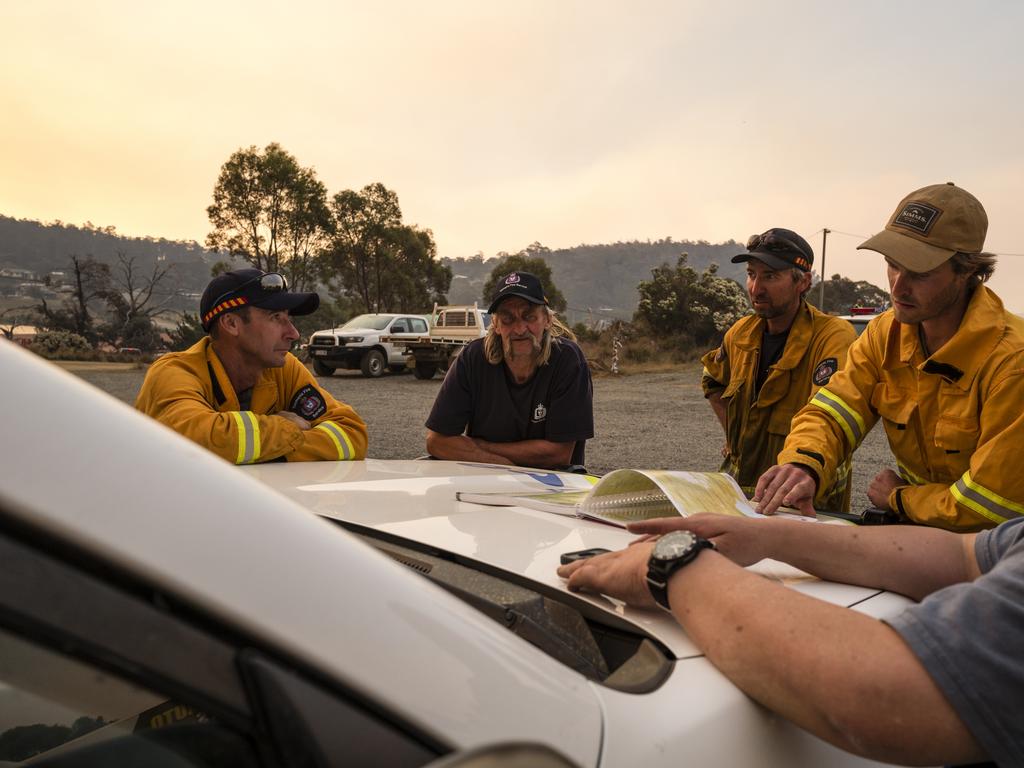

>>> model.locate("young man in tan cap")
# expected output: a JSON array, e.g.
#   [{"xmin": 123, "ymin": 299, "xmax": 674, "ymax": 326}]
[
  {"xmin": 756, "ymin": 183, "xmax": 1024, "ymax": 531},
  {"xmin": 702, "ymin": 228, "xmax": 857, "ymax": 512},
  {"xmin": 137, "ymin": 269, "xmax": 367, "ymax": 464}
]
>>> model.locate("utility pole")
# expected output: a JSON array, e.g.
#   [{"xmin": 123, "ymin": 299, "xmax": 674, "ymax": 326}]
[{"xmin": 819, "ymin": 228, "xmax": 831, "ymax": 312}]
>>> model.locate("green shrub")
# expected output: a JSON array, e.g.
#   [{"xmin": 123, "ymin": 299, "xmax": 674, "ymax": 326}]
[{"xmin": 29, "ymin": 330, "xmax": 93, "ymax": 359}]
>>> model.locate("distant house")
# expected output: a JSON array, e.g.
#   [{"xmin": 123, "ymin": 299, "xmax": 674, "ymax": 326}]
[
  {"xmin": 0, "ymin": 324, "xmax": 39, "ymax": 346},
  {"xmin": 0, "ymin": 268, "xmax": 36, "ymax": 280}
]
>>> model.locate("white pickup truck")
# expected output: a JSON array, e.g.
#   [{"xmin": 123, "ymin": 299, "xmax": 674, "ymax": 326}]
[
  {"xmin": 384, "ymin": 303, "xmax": 491, "ymax": 379},
  {"xmin": 307, "ymin": 313, "xmax": 430, "ymax": 377}
]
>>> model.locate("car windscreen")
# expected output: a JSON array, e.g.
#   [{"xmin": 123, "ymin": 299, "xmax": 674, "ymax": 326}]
[
  {"xmin": 341, "ymin": 314, "xmax": 393, "ymax": 331},
  {"xmin": 339, "ymin": 523, "xmax": 672, "ymax": 694}
]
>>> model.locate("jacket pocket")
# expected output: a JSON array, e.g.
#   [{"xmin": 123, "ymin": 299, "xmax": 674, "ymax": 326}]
[{"xmin": 933, "ymin": 415, "xmax": 978, "ymax": 477}]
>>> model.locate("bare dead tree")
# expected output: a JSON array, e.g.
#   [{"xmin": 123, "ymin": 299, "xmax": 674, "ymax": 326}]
[{"xmin": 110, "ymin": 251, "xmax": 176, "ymax": 322}]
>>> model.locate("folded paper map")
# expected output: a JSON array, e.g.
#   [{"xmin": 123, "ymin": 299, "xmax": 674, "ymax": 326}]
[{"xmin": 456, "ymin": 469, "xmax": 817, "ymax": 527}]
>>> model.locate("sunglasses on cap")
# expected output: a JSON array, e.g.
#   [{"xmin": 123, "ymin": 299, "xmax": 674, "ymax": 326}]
[
  {"xmin": 746, "ymin": 231, "xmax": 812, "ymax": 270},
  {"xmin": 203, "ymin": 272, "xmax": 289, "ymax": 328},
  {"xmin": 746, "ymin": 232, "xmax": 805, "ymax": 255},
  {"xmin": 209, "ymin": 272, "xmax": 288, "ymax": 309}
]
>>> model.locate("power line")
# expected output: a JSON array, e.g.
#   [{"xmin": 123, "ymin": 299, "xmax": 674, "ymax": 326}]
[{"xmin": 827, "ymin": 229, "xmax": 871, "ymax": 240}]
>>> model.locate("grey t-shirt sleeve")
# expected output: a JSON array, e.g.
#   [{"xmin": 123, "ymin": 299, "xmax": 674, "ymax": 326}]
[{"xmin": 886, "ymin": 519, "xmax": 1024, "ymax": 767}]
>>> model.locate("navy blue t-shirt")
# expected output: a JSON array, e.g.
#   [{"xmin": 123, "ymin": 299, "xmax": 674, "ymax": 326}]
[{"xmin": 425, "ymin": 337, "xmax": 594, "ymax": 467}]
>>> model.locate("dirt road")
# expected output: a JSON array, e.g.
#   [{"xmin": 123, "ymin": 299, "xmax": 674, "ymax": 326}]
[{"xmin": 69, "ymin": 362, "xmax": 893, "ymax": 510}]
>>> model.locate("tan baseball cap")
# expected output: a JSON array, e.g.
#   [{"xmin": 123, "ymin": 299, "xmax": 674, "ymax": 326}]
[{"xmin": 857, "ymin": 182, "xmax": 987, "ymax": 272}]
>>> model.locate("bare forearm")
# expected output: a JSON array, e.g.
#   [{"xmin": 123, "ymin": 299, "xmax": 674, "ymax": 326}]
[
  {"xmin": 472, "ymin": 437, "xmax": 574, "ymax": 469},
  {"xmin": 669, "ymin": 554, "xmax": 983, "ymax": 764},
  {"xmin": 707, "ymin": 391, "xmax": 728, "ymax": 433},
  {"xmin": 426, "ymin": 431, "xmax": 512, "ymax": 465},
  {"xmin": 757, "ymin": 519, "xmax": 979, "ymax": 599}
]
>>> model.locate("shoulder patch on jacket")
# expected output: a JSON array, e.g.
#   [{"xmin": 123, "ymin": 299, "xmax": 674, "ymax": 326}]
[
  {"xmin": 289, "ymin": 385, "xmax": 327, "ymax": 421},
  {"xmin": 813, "ymin": 357, "xmax": 838, "ymax": 386}
]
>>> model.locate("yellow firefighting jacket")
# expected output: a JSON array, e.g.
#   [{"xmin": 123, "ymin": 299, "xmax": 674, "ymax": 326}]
[
  {"xmin": 779, "ymin": 286, "xmax": 1024, "ymax": 531},
  {"xmin": 702, "ymin": 302, "xmax": 857, "ymax": 512},
  {"xmin": 135, "ymin": 338, "xmax": 368, "ymax": 464}
]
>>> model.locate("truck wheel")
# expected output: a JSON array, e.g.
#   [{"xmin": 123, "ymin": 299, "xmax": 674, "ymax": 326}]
[
  {"xmin": 313, "ymin": 359, "xmax": 335, "ymax": 377},
  {"xmin": 413, "ymin": 362, "xmax": 437, "ymax": 380},
  {"xmin": 360, "ymin": 349, "xmax": 386, "ymax": 378}
]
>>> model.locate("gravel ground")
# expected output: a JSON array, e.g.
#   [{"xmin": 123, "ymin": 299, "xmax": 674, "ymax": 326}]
[{"xmin": 68, "ymin": 361, "xmax": 894, "ymax": 510}]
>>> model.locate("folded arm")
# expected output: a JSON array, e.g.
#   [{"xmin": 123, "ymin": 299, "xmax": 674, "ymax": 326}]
[{"xmin": 426, "ymin": 430, "xmax": 574, "ymax": 469}]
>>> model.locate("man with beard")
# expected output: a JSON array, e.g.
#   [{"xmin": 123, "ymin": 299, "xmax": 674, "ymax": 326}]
[
  {"xmin": 702, "ymin": 228, "xmax": 857, "ymax": 511},
  {"xmin": 425, "ymin": 271, "xmax": 593, "ymax": 470},
  {"xmin": 757, "ymin": 183, "xmax": 1024, "ymax": 531}
]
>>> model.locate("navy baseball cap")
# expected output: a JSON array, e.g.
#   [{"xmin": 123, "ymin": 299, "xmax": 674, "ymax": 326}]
[
  {"xmin": 731, "ymin": 228, "xmax": 814, "ymax": 272},
  {"xmin": 200, "ymin": 269, "xmax": 319, "ymax": 331},
  {"xmin": 488, "ymin": 271, "xmax": 549, "ymax": 313}
]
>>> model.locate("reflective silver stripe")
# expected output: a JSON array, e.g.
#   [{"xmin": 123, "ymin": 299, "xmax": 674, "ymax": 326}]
[
  {"xmin": 951, "ymin": 472, "xmax": 1024, "ymax": 525},
  {"xmin": 237, "ymin": 411, "xmax": 259, "ymax": 464},
  {"xmin": 810, "ymin": 389, "xmax": 864, "ymax": 446},
  {"xmin": 315, "ymin": 421, "xmax": 354, "ymax": 460}
]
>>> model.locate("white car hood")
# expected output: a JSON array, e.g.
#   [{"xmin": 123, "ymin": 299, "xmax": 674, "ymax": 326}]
[
  {"xmin": 0, "ymin": 345, "xmax": 604, "ymax": 763},
  {"xmin": 244, "ymin": 460, "xmax": 908, "ymax": 659}
]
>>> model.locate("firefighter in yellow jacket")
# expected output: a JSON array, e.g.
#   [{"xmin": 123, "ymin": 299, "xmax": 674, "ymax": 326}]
[
  {"xmin": 757, "ymin": 183, "xmax": 1024, "ymax": 532},
  {"xmin": 136, "ymin": 269, "xmax": 368, "ymax": 464},
  {"xmin": 702, "ymin": 228, "xmax": 857, "ymax": 511}
]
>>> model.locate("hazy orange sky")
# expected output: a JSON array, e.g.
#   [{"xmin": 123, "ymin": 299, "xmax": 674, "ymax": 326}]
[{"xmin": 2, "ymin": 1, "xmax": 1023, "ymax": 308}]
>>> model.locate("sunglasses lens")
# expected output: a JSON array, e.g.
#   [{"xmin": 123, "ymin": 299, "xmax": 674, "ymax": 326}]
[{"xmin": 260, "ymin": 273, "xmax": 287, "ymax": 292}]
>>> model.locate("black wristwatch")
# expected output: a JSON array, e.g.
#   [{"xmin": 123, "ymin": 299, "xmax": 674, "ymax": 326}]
[{"xmin": 646, "ymin": 530, "xmax": 715, "ymax": 610}]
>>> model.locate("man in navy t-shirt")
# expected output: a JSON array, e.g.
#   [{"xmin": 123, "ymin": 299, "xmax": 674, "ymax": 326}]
[{"xmin": 425, "ymin": 271, "xmax": 594, "ymax": 470}]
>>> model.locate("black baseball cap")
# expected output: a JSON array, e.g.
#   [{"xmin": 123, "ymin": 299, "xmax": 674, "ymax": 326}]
[
  {"xmin": 731, "ymin": 228, "xmax": 814, "ymax": 272},
  {"xmin": 200, "ymin": 268, "xmax": 319, "ymax": 331},
  {"xmin": 488, "ymin": 271, "xmax": 549, "ymax": 313}
]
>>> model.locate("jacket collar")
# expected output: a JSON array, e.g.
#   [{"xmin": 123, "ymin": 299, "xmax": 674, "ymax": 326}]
[{"xmin": 891, "ymin": 286, "xmax": 1005, "ymax": 390}]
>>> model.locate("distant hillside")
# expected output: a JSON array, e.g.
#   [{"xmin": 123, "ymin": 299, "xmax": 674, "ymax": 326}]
[
  {"xmin": 0, "ymin": 215, "xmax": 219, "ymax": 299},
  {"xmin": 1, "ymin": 216, "xmax": 747, "ymax": 323},
  {"xmin": 443, "ymin": 239, "xmax": 746, "ymax": 324}
]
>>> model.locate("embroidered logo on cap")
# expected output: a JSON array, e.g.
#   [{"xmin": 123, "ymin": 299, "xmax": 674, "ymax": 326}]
[
  {"xmin": 813, "ymin": 358, "xmax": 838, "ymax": 386},
  {"xmin": 505, "ymin": 272, "xmax": 521, "ymax": 285},
  {"xmin": 892, "ymin": 202, "xmax": 941, "ymax": 235},
  {"xmin": 289, "ymin": 385, "xmax": 327, "ymax": 421}
]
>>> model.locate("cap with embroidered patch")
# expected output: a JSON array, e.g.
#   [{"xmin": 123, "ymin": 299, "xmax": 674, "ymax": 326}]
[
  {"xmin": 731, "ymin": 228, "xmax": 814, "ymax": 272},
  {"xmin": 200, "ymin": 269, "xmax": 319, "ymax": 331},
  {"xmin": 857, "ymin": 183, "xmax": 987, "ymax": 272},
  {"xmin": 488, "ymin": 271, "xmax": 549, "ymax": 313}
]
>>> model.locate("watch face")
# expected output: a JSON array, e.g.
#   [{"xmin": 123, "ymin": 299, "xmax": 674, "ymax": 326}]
[{"xmin": 652, "ymin": 530, "xmax": 696, "ymax": 561}]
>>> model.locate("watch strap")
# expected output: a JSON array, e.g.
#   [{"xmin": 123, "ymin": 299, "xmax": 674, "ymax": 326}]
[{"xmin": 647, "ymin": 537, "xmax": 714, "ymax": 610}]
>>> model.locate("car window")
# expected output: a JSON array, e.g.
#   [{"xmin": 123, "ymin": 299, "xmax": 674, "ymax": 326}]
[
  {"xmin": 345, "ymin": 528, "xmax": 672, "ymax": 695},
  {"xmin": 392, "ymin": 321, "xmax": 408, "ymax": 333},
  {"xmin": 342, "ymin": 314, "xmax": 393, "ymax": 331},
  {"xmin": 410, "ymin": 318, "xmax": 428, "ymax": 333},
  {"xmin": 0, "ymin": 519, "xmax": 449, "ymax": 768},
  {"xmin": 0, "ymin": 626, "xmax": 256, "ymax": 765}
]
